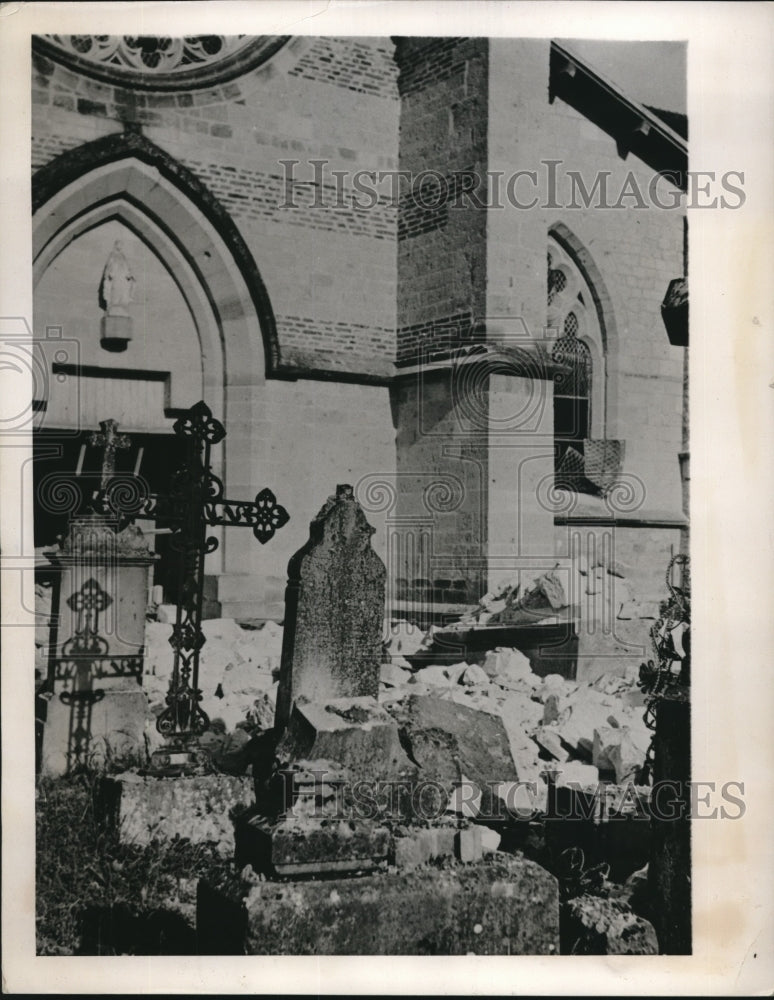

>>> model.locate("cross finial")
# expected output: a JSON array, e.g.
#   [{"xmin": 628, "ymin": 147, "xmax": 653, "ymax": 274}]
[{"xmin": 89, "ymin": 418, "xmax": 131, "ymax": 491}]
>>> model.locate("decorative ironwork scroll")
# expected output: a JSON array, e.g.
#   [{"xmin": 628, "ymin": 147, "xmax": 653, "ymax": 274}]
[
  {"xmin": 639, "ymin": 553, "xmax": 690, "ymax": 781},
  {"xmin": 93, "ymin": 400, "xmax": 289, "ymax": 773}
]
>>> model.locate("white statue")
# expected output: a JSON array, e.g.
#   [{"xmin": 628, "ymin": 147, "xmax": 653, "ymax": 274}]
[{"xmin": 99, "ymin": 240, "xmax": 136, "ymax": 316}]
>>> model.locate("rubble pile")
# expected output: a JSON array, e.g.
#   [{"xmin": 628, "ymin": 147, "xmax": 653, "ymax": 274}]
[
  {"xmin": 380, "ymin": 628, "xmax": 652, "ymax": 799},
  {"xmin": 455, "ymin": 553, "xmax": 659, "ymax": 629},
  {"xmin": 143, "ymin": 617, "xmax": 284, "ymax": 745}
]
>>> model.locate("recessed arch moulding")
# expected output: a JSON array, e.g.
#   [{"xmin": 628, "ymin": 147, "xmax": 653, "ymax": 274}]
[{"xmin": 33, "ymin": 149, "xmax": 273, "ymax": 587}]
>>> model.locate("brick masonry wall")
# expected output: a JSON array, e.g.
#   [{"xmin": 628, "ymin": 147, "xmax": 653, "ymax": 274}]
[
  {"xmin": 394, "ymin": 37, "xmax": 489, "ymax": 362},
  {"xmin": 32, "ymin": 37, "xmax": 400, "ymax": 380},
  {"xmin": 31, "ymin": 36, "xmax": 687, "ymax": 613}
]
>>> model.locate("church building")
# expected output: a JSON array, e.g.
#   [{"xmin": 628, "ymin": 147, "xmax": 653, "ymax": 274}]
[{"xmin": 31, "ymin": 34, "xmax": 688, "ymax": 629}]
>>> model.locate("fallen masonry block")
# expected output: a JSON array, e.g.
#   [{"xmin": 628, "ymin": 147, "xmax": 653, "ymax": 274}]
[
  {"xmin": 480, "ymin": 825, "xmax": 501, "ymax": 853},
  {"xmin": 456, "ymin": 825, "xmax": 483, "ymax": 863},
  {"xmin": 481, "ymin": 647, "xmax": 532, "ymax": 685},
  {"xmin": 198, "ymin": 853, "xmax": 559, "ymax": 955},
  {"xmin": 535, "ymin": 726, "xmax": 569, "ymax": 762},
  {"xmin": 562, "ymin": 894, "xmax": 658, "ymax": 955},
  {"xmin": 385, "ymin": 695, "xmax": 520, "ymax": 817},
  {"xmin": 593, "ymin": 726, "xmax": 647, "ymax": 782},
  {"xmin": 96, "ymin": 772, "xmax": 253, "ymax": 855},
  {"xmin": 391, "ymin": 826, "xmax": 456, "ymax": 869},
  {"xmin": 276, "ymin": 696, "xmax": 416, "ymax": 783},
  {"xmin": 234, "ymin": 812, "xmax": 390, "ymax": 877},
  {"xmin": 379, "ymin": 661, "xmax": 412, "ymax": 687}
]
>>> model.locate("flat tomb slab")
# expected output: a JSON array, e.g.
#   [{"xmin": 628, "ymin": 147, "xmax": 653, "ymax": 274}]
[{"xmin": 198, "ymin": 852, "xmax": 559, "ymax": 955}]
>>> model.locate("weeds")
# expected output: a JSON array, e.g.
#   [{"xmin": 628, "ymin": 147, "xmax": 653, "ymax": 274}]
[{"xmin": 35, "ymin": 764, "xmax": 233, "ymax": 955}]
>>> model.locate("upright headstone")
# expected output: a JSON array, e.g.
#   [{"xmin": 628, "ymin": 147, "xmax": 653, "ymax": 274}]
[{"xmin": 275, "ymin": 484, "xmax": 386, "ymax": 730}]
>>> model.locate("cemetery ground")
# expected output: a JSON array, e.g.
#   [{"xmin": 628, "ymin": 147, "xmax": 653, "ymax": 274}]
[
  {"xmin": 34, "ymin": 482, "xmax": 688, "ymax": 956},
  {"xmin": 35, "ymin": 593, "xmax": 669, "ymax": 956}
]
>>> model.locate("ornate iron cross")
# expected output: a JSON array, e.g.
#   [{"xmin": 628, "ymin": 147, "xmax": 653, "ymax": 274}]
[{"xmin": 99, "ymin": 400, "xmax": 289, "ymax": 774}]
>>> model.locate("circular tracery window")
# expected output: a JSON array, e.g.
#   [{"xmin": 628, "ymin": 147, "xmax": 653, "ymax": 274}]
[{"xmin": 33, "ymin": 34, "xmax": 290, "ymax": 90}]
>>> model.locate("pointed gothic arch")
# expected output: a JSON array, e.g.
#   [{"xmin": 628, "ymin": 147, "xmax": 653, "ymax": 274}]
[
  {"xmin": 32, "ymin": 127, "xmax": 280, "ymax": 383},
  {"xmin": 547, "ymin": 222, "xmax": 621, "ymax": 444},
  {"xmin": 32, "ymin": 129, "xmax": 280, "ymax": 582}
]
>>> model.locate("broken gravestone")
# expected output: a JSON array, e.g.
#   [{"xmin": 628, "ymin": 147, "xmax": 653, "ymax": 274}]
[{"xmin": 274, "ymin": 485, "xmax": 386, "ymax": 730}]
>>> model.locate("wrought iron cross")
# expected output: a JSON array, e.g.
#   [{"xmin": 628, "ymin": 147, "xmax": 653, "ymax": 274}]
[
  {"xmin": 100, "ymin": 400, "xmax": 289, "ymax": 774},
  {"xmin": 89, "ymin": 418, "xmax": 131, "ymax": 492}
]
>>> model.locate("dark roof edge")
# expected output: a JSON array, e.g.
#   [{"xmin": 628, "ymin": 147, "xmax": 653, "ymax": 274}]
[{"xmin": 551, "ymin": 41, "xmax": 688, "ymax": 155}]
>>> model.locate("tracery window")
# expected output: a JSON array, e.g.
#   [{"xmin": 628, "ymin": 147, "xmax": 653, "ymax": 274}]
[{"xmin": 547, "ymin": 236, "xmax": 609, "ymax": 493}]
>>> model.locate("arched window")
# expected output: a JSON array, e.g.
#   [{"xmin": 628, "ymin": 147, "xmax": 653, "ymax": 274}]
[{"xmin": 547, "ymin": 236, "xmax": 608, "ymax": 493}]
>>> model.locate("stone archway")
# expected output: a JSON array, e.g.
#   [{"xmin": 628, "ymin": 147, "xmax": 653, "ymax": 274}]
[{"xmin": 32, "ymin": 130, "xmax": 278, "ymax": 592}]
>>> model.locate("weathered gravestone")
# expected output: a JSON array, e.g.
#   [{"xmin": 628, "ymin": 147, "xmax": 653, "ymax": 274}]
[
  {"xmin": 275, "ymin": 484, "xmax": 386, "ymax": 730},
  {"xmin": 207, "ymin": 483, "xmax": 561, "ymax": 953},
  {"xmin": 41, "ymin": 516, "xmax": 155, "ymax": 776}
]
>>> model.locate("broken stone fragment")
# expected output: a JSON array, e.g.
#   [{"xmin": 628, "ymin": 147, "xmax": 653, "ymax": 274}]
[
  {"xmin": 481, "ymin": 647, "xmax": 533, "ymax": 685},
  {"xmin": 536, "ymin": 673, "xmax": 572, "ymax": 702},
  {"xmin": 608, "ymin": 731, "xmax": 646, "ymax": 784},
  {"xmin": 553, "ymin": 694, "xmax": 622, "ymax": 760},
  {"xmin": 542, "ymin": 693, "xmax": 563, "ymax": 725},
  {"xmin": 592, "ymin": 724, "xmax": 648, "ymax": 782},
  {"xmin": 553, "ymin": 761, "xmax": 600, "ymax": 791},
  {"xmin": 379, "ymin": 660, "xmax": 412, "ymax": 687},
  {"xmin": 534, "ymin": 727, "xmax": 569, "ymax": 762},
  {"xmin": 391, "ymin": 826, "xmax": 456, "ymax": 870},
  {"xmin": 276, "ymin": 696, "xmax": 415, "ymax": 785},
  {"xmin": 456, "ymin": 825, "xmax": 483, "ymax": 863},
  {"xmin": 479, "ymin": 825, "xmax": 501, "ymax": 854},
  {"xmin": 494, "ymin": 570, "xmax": 569, "ymax": 625},
  {"xmin": 246, "ymin": 692, "xmax": 276, "ymax": 731},
  {"xmin": 410, "ymin": 665, "xmax": 458, "ymax": 688},
  {"xmin": 384, "ymin": 695, "xmax": 520, "ymax": 817},
  {"xmin": 459, "ymin": 663, "xmax": 490, "ymax": 687},
  {"xmin": 563, "ymin": 894, "xmax": 658, "ymax": 955},
  {"xmin": 383, "ymin": 619, "xmax": 428, "ymax": 657}
]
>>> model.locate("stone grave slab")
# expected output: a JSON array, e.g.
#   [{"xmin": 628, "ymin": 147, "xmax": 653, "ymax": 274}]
[{"xmin": 198, "ymin": 852, "xmax": 559, "ymax": 955}]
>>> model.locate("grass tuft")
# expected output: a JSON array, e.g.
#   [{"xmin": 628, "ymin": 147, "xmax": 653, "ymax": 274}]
[{"xmin": 36, "ymin": 762, "xmax": 234, "ymax": 955}]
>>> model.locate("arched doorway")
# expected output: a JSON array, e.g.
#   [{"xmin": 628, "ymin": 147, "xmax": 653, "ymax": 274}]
[{"xmin": 33, "ymin": 132, "xmax": 276, "ymax": 604}]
